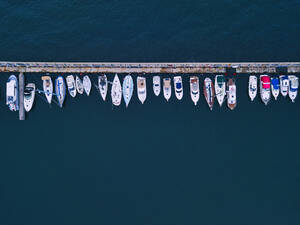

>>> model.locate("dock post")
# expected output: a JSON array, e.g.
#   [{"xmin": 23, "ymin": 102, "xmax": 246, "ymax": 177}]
[{"xmin": 19, "ymin": 72, "xmax": 25, "ymax": 121}]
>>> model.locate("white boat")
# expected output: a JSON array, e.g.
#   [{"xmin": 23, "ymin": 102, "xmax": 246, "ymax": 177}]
[
  {"xmin": 215, "ymin": 75, "xmax": 226, "ymax": 106},
  {"xmin": 83, "ymin": 75, "xmax": 92, "ymax": 96},
  {"xmin": 260, "ymin": 75, "xmax": 271, "ymax": 105},
  {"xmin": 66, "ymin": 75, "xmax": 77, "ymax": 97},
  {"xmin": 288, "ymin": 75, "xmax": 298, "ymax": 103},
  {"xmin": 6, "ymin": 75, "xmax": 19, "ymax": 111},
  {"xmin": 122, "ymin": 75, "xmax": 134, "ymax": 107},
  {"xmin": 111, "ymin": 74, "xmax": 122, "ymax": 106},
  {"xmin": 153, "ymin": 76, "xmax": 161, "ymax": 96},
  {"xmin": 24, "ymin": 83, "xmax": 35, "ymax": 112},
  {"xmin": 163, "ymin": 78, "xmax": 172, "ymax": 101},
  {"xmin": 98, "ymin": 74, "xmax": 108, "ymax": 101},
  {"xmin": 248, "ymin": 75, "xmax": 257, "ymax": 101},
  {"xmin": 203, "ymin": 78, "xmax": 215, "ymax": 111},
  {"xmin": 271, "ymin": 77, "xmax": 280, "ymax": 100},
  {"xmin": 190, "ymin": 76, "xmax": 199, "ymax": 105},
  {"xmin": 55, "ymin": 76, "xmax": 66, "ymax": 108},
  {"xmin": 280, "ymin": 75, "xmax": 289, "ymax": 97},
  {"xmin": 174, "ymin": 76, "xmax": 183, "ymax": 100},
  {"xmin": 227, "ymin": 79, "xmax": 237, "ymax": 110},
  {"xmin": 137, "ymin": 76, "xmax": 147, "ymax": 104},
  {"xmin": 41, "ymin": 76, "xmax": 53, "ymax": 104},
  {"xmin": 76, "ymin": 75, "xmax": 84, "ymax": 94}
]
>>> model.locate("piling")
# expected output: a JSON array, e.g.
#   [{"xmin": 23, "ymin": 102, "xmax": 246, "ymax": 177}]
[{"xmin": 19, "ymin": 72, "xmax": 25, "ymax": 121}]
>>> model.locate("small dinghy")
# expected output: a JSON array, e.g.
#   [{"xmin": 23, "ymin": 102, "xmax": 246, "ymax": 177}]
[
  {"xmin": 76, "ymin": 75, "xmax": 84, "ymax": 94},
  {"xmin": 41, "ymin": 76, "xmax": 53, "ymax": 104},
  {"xmin": 288, "ymin": 75, "xmax": 298, "ymax": 103},
  {"xmin": 6, "ymin": 75, "xmax": 19, "ymax": 111},
  {"xmin": 163, "ymin": 78, "xmax": 172, "ymax": 101},
  {"xmin": 174, "ymin": 76, "xmax": 183, "ymax": 100},
  {"xmin": 153, "ymin": 76, "xmax": 161, "ymax": 96},
  {"xmin": 215, "ymin": 75, "xmax": 226, "ymax": 106},
  {"xmin": 227, "ymin": 78, "xmax": 236, "ymax": 110},
  {"xmin": 66, "ymin": 75, "xmax": 77, "ymax": 98},
  {"xmin": 98, "ymin": 74, "xmax": 108, "ymax": 101},
  {"xmin": 24, "ymin": 83, "xmax": 35, "ymax": 112},
  {"xmin": 111, "ymin": 74, "xmax": 122, "ymax": 106},
  {"xmin": 203, "ymin": 77, "xmax": 215, "ymax": 111},
  {"xmin": 123, "ymin": 75, "xmax": 134, "ymax": 107},
  {"xmin": 137, "ymin": 76, "xmax": 147, "ymax": 104},
  {"xmin": 190, "ymin": 76, "xmax": 199, "ymax": 105},
  {"xmin": 55, "ymin": 76, "xmax": 66, "ymax": 108},
  {"xmin": 248, "ymin": 75, "xmax": 257, "ymax": 101},
  {"xmin": 271, "ymin": 77, "xmax": 280, "ymax": 100},
  {"xmin": 83, "ymin": 75, "xmax": 92, "ymax": 96},
  {"xmin": 280, "ymin": 75, "xmax": 289, "ymax": 97},
  {"xmin": 260, "ymin": 75, "xmax": 271, "ymax": 105}
]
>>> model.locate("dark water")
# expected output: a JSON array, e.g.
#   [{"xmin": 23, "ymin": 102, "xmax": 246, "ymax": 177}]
[{"xmin": 1, "ymin": 1, "xmax": 300, "ymax": 225}]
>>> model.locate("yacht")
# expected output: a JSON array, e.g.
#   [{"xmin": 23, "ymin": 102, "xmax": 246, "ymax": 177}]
[
  {"xmin": 66, "ymin": 75, "xmax": 77, "ymax": 97},
  {"xmin": 163, "ymin": 78, "xmax": 172, "ymax": 101},
  {"xmin": 214, "ymin": 75, "xmax": 226, "ymax": 106},
  {"xmin": 6, "ymin": 75, "xmax": 19, "ymax": 111},
  {"xmin": 280, "ymin": 75, "xmax": 289, "ymax": 97},
  {"xmin": 98, "ymin": 74, "xmax": 107, "ymax": 101},
  {"xmin": 271, "ymin": 77, "xmax": 280, "ymax": 100},
  {"xmin": 41, "ymin": 76, "xmax": 53, "ymax": 104},
  {"xmin": 153, "ymin": 76, "xmax": 161, "ymax": 96},
  {"xmin": 227, "ymin": 78, "xmax": 236, "ymax": 110},
  {"xmin": 203, "ymin": 77, "xmax": 215, "ymax": 111},
  {"xmin": 260, "ymin": 75, "xmax": 271, "ymax": 105},
  {"xmin": 248, "ymin": 75, "xmax": 257, "ymax": 101},
  {"xmin": 190, "ymin": 76, "xmax": 199, "ymax": 105},
  {"xmin": 174, "ymin": 76, "xmax": 183, "ymax": 100},
  {"xmin": 288, "ymin": 75, "xmax": 298, "ymax": 103},
  {"xmin": 55, "ymin": 76, "xmax": 66, "ymax": 108},
  {"xmin": 76, "ymin": 75, "xmax": 84, "ymax": 94},
  {"xmin": 137, "ymin": 76, "xmax": 147, "ymax": 104},
  {"xmin": 24, "ymin": 83, "xmax": 35, "ymax": 112},
  {"xmin": 123, "ymin": 75, "xmax": 134, "ymax": 107},
  {"xmin": 83, "ymin": 75, "xmax": 92, "ymax": 96},
  {"xmin": 111, "ymin": 74, "xmax": 122, "ymax": 106}
]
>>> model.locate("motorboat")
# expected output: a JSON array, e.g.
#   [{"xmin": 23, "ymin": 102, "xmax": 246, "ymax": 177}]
[
  {"xmin": 6, "ymin": 75, "xmax": 19, "ymax": 111},
  {"xmin": 24, "ymin": 83, "xmax": 35, "ymax": 112},
  {"xmin": 123, "ymin": 75, "xmax": 134, "ymax": 107},
  {"xmin": 271, "ymin": 77, "xmax": 280, "ymax": 100},
  {"xmin": 203, "ymin": 77, "xmax": 215, "ymax": 110},
  {"xmin": 137, "ymin": 76, "xmax": 147, "ymax": 104},
  {"xmin": 76, "ymin": 75, "xmax": 84, "ymax": 94},
  {"xmin": 215, "ymin": 75, "xmax": 226, "ymax": 106},
  {"xmin": 83, "ymin": 75, "xmax": 92, "ymax": 96},
  {"xmin": 174, "ymin": 76, "xmax": 183, "ymax": 100},
  {"xmin": 55, "ymin": 76, "xmax": 66, "ymax": 108},
  {"xmin": 98, "ymin": 74, "xmax": 108, "ymax": 101},
  {"xmin": 41, "ymin": 76, "xmax": 53, "ymax": 104},
  {"xmin": 111, "ymin": 74, "xmax": 122, "ymax": 106},
  {"xmin": 66, "ymin": 75, "xmax": 77, "ymax": 97},
  {"xmin": 163, "ymin": 78, "xmax": 172, "ymax": 101},
  {"xmin": 153, "ymin": 76, "xmax": 161, "ymax": 96},
  {"xmin": 227, "ymin": 78, "xmax": 236, "ymax": 110},
  {"xmin": 190, "ymin": 76, "xmax": 199, "ymax": 105},
  {"xmin": 260, "ymin": 75, "xmax": 271, "ymax": 105},
  {"xmin": 248, "ymin": 75, "xmax": 257, "ymax": 101},
  {"xmin": 288, "ymin": 75, "xmax": 298, "ymax": 102},
  {"xmin": 280, "ymin": 75, "xmax": 289, "ymax": 97}
]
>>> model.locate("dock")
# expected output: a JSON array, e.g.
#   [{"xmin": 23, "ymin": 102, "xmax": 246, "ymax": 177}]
[{"xmin": 18, "ymin": 72, "xmax": 25, "ymax": 121}]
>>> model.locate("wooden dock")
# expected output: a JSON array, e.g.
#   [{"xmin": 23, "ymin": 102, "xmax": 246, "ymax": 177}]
[{"xmin": 18, "ymin": 72, "xmax": 25, "ymax": 121}]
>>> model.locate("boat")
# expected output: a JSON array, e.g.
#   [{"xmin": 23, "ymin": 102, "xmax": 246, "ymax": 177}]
[
  {"xmin": 6, "ymin": 75, "xmax": 19, "ymax": 111},
  {"xmin": 248, "ymin": 75, "xmax": 257, "ymax": 101},
  {"xmin": 66, "ymin": 75, "xmax": 77, "ymax": 97},
  {"xmin": 288, "ymin": 75, "xmax": 298, "ymax": 102},
  {"xmin": 137, "ymin": 76, "xmax": 147, "ymax": 104},
  {"xmin": 203, "ymin": 77, "xmax": 215, "ymax": 110},
  {"xmin": 271, "ymin": 77, "xmax": 280, "ymax": 100},
  {"xmin": 227, "ymin": 78, "xmax": 236, "ymax": 110},
  {"xmin": 41, "ymin": 76, "xmax": 53, "ymax": 104},
  {"xmin": 111, "ymin": 74, "xmax": 122, "ymax": 106},
  {"xmin": 83, "ymin": 75, "xmax": 92, "ymax": 96},
  {"xmin": 215, "ymin": 75, "xmax": 226, "ymax": 106},
  {"xmin": 190, "ymin": 76, "xmax": 199, "ymax": 105},
  {"xmin": 174, "ymin": 76, "xmax": 183, "ymax": 100},
  {"xmin": 122, "ymin": 75, "xmax": 134, "ymax": 107},
  {"xmin": 280, "ymin": 75, "xmax": 289, "ymax": 97},
  {"xmin": 153, "ymin": 76, "xmax": 161, "ymax": 96},
  {"xmin": 24, "ymin": 83, "xmax": 35, "ymax": 112},
  {"xmin": 76, "ymin": 75, "xmax": 84, "ymax": 94},
  {"xmin": 260, "ymin": 75, "xmax": 271, "ymax": 105},
  {"xmin": 98, "ymin": 74, "xmax": 108, "ymax": 101},
  {"xmin": 163, "ymin": 78, "xmax": 172, "ymax": 101},
  {"xmin": 55, "ymin": 76, "xmax": 66, "ymax": 108}
]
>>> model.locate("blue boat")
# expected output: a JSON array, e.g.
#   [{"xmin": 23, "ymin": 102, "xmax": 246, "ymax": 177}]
[
  {"xmin": 6, "ymin": 75, "xmax": 19, "ymax": 111},
  {"xmin": 55, "ymin": 76, "xmax": 66, "ymax": 108}
]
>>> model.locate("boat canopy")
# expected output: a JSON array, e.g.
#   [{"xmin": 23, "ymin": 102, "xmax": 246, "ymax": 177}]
[
  {"xmin": 261, "ymin": 76, "xmax": 270, "ymax": 88},
  {"xmin": 7, "ymin": 82, "xmax": 15, "ymax": 97},
  {"xmin": 217, "ymin": 75, "xmax": 225, "ymax": 84},
  {"xmin": 176, "ymin": 83, "xmax": 182, "ymax": 89},
  {"xmin": 271, "ymin": 78, "xmax": 280, "ymax": 89}
]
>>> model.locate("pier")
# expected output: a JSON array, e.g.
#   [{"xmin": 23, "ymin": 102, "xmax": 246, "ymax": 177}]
[{"xmin": 18, "ymin": 72, "xmax": 25, "ymax": 121}]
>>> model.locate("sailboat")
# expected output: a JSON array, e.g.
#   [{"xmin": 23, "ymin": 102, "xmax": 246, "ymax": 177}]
[
  {"xmin": 55, "ymin": 76, "xmax": 66, "ymax": 108},
  {"xmin": 123, "ymin": 75, "xmax": 134, "ymax": 107},
  {"xmin": 76, "ymin": 75, "xmax": 84, "ymax": 94},
  {"xmin": 203, "ymin": 77, "xmax": 215, "ymax": 110},
  {"xmin": 83, "ymin": 75, "xmax": 92, "ymax": 96},
  {"xmin": 41, "ymin": 76, "xmax": 53, "ymax": 104},
  {"xmin": 98, "ymin": 74, "xmax": 108, "ymax": 101},
  {"xmin": 111, "ymin": 74, "xmax": 122, "ymax": 106}
]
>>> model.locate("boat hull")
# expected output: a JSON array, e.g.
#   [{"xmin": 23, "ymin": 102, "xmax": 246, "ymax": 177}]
[
  {"xmin": 83, "ymin": 75, "xmax": 92, "ymax": 96},
  {"xmin": 123, "ymin": 75, "xmax": 134, "ymax": 107},
  {"xmin": 76, "ymin": 76, "xmax": 84, "ymax": 94},
  {"xmin": 163, "ymin": 78, "xmax": 172, "ymax": 101},
  {"xmin": 190, "ymin": 76, "xmax": 199, "ymax": 105},
  {"xmin": 174, "ymin": 76, "xmax": 183, "ymax": 100},
  {"xmin": 153, "ymin": 76, "xmax": 161, "ymax": 96},
  {"xmin": 6, "ymin": 75, "xmax": 19, "ymax": 111},
  {"xmin": 111, "ymin": 74, "xmax": 122, "ymax": 106},
  {"xmin": 137, "ymin": 77, "xmax": 147, "ymax": 104},
  {"xmin": 66, "ymin": 75, "xmax": 77, "ymax": 98},
  {"xmin": 98, "ymin": 75, "xmax": 108, "ymax": 101},
  {"xmin": 24, "ymin": 83, "xmax": 35, "ymax": 112},
  {"xmin": 215, "ymin": 75, "xmax": 226, "ymax": 107},
  {"xmin": 248, "ymin": 76, "xmax": 257, "ymax": 101},
  {"xmin": 203, "ymin": 78, "xmax": 215, "ymax": 110},
  {"xmin": 55, "ymin": 76, "xmax": 66, "ymax": 108},
  {"xmin": 42, "ymin": 76, "xmax": 53, "ymax": 104}
]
